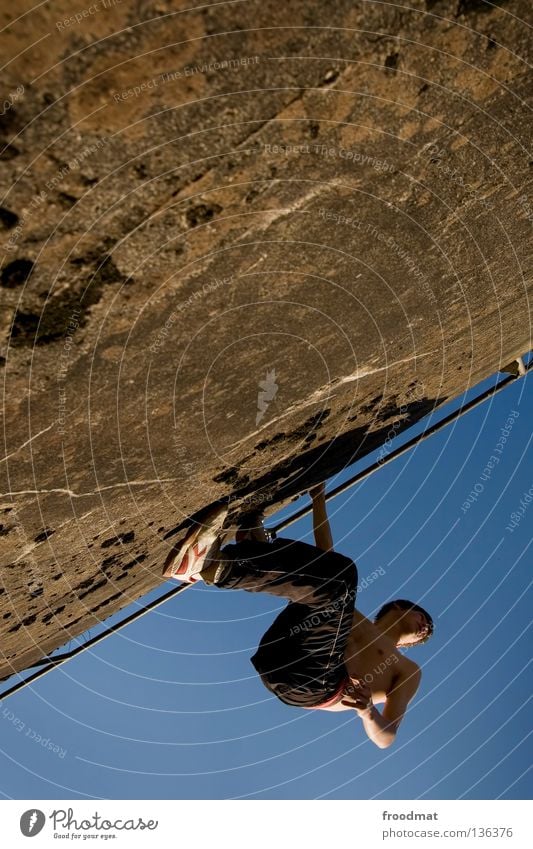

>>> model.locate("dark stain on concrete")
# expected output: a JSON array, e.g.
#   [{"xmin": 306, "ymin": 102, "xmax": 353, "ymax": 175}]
[
  {"xmin": 384, "ymin": 53, "xmax": 399, "ymax": 72},
  {"xmin": 456, "ymin": 0, "xmax": 508, "ymax": 15},
  {"xmin": 185, "ymin": 203, "xmax": 223, "ymax": 228},
  {"xmin": 100, "ymin": 531, "xmax": 135, "ymax": 548},
  {"xmin": 0, "ymin": 207, "xmax": 19, "ymax": 229},
  {"xmin": 1, "ymin": 259, "xmax": 34, "ymax": 288},
  {"xmin": 34, "ymin": 528, "xmax": 55, "ymax": 543},
  {"xmin": 0, "ymin": 141, "xmax": 20, "ymax": 160}
]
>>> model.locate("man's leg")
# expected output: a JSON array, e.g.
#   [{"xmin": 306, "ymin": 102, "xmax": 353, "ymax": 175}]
[{"xmin": 207, "ymin": 536, "xmax": 358, "ymax": 706}]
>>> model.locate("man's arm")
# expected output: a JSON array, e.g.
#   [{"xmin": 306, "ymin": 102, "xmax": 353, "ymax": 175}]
[
  {"xmin": 341, "ymin": 669, "xmax": 422, "ymax": 749},
  {"xmin": 309, "ymin": 483, "xmax": 333, "ymax": 552}
]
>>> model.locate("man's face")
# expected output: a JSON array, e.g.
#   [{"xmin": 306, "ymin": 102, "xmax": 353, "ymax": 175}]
[{"xmin": 396, "ymin": 609, "xmax": 431, "ymax": 646}]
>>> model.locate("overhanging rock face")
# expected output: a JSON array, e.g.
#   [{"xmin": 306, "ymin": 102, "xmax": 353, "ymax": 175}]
[{"xmin": 0, "ymin": 0, "xmax": 531, "ymax": 677}]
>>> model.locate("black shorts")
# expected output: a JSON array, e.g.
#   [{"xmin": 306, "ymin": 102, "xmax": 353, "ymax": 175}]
[{"xmin": 215, "ymin": 537, "xmax": 358, "ymax": 708}]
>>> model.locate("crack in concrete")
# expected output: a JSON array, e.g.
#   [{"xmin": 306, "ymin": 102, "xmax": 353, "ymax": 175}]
[
  {"xmin": 0, "ymin": 478, "xmax": 181, "ymax": 500},
  {"xmin": 0, "ymin": 423, "xmax": 57, "ymax": 465},
  {"xmin": 236, "ymin": 177, "xmax": 346, "ymax": 243}
]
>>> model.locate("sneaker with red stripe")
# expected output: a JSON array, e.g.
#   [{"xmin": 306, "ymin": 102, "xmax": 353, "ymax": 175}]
[
  {"xmin": 162, "ymin": 503, "xmax": 228, "ymax": 583},
  {"xmin": 168, "ymin": 538, "xmax": 212, "ymax": 583}
]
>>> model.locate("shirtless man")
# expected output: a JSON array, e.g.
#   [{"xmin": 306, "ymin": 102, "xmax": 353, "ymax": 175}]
[{"xmin": 163, "ymin": 483, "xmax": 433, "ymax": 749}]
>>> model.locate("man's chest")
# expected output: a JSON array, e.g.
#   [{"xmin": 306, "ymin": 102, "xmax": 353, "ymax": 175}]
[{"xmin": 343, "ymin": 625, "xmax": 402, "ymax": 695}]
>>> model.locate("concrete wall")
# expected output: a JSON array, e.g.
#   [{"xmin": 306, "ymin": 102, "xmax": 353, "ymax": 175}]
[{"xmin": 0, "ymin": 0, "xmax": 531, "ymax": 677}]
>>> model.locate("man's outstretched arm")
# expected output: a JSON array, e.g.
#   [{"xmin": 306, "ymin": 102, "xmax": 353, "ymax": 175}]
[{"xmin": 309, "ymin": 483, "xmax": 334, "ymax": 552}]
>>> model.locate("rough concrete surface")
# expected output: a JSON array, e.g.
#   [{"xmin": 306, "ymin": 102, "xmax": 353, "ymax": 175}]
[{"xmin": 0, "ymin": 0, "xmax": 531, "ymax": 679}]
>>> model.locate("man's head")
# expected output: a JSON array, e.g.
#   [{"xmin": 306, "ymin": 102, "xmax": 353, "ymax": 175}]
[{"xmin": 374, "ymin": 599, "xmax": 434, "ymax": 647}]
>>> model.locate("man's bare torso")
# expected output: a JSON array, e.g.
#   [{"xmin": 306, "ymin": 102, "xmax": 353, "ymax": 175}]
[{"xmin": 318, "ymin": 609, "xmax": 421, "ymax": 712}]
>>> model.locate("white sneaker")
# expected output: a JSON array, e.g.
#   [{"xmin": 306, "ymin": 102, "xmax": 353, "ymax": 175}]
[
  {"xmin": 162, "ymin": 504, "xmax": 228, "ymax": 583},
  {"xmin": 165, "ymin": 536, "xmax": 216, "ymax": 583}
]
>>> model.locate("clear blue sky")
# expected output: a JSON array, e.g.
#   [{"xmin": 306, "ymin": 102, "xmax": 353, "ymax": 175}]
[{"xmin": 1, "ymin": 363, "xmax": 531, "ymax": 800}]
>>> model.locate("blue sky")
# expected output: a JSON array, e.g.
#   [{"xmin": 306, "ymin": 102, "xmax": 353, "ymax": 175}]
[{"xmin": 0, "ymin": 363, "xmax": 531, "ymax": 800}]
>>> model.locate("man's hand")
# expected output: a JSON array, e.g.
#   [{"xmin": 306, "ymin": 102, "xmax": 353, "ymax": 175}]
[
  {"xmin": 340, "ymin": 676, "xmax": 373, "ymax": 714},
  {"xmin": 341, "ymin": 667, "xmax": 422, "ymax": 749},
  {"xmin": 308, "ymin": 482, "xmax": 326, "ymax": 501}
]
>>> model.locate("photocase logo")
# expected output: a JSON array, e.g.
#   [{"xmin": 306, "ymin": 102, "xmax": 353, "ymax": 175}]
[
  {"xmin": 20, "ymin": 809, "xmax": 46, "ymax": 837},
  {"xmin": 256, "ymin": 368, "xmax": 278, "ymax": 425}
]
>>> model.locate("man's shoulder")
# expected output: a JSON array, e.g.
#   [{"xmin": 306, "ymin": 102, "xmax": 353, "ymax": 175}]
[
  {"xmin": 398, "ymin": 656, "xmax": 422, "ymax": 690},
  {"xmin": 351, "ymin": 607, "xmax": 373, "ymax": 627},
  {"xmin": 387, "ymin": 657, "xmax": 421, "ymax": 705}
]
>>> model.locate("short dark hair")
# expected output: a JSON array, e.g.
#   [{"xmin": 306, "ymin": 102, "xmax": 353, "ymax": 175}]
[{"xmin": 374, "ymin": 599, "xmax": 434, "ymax": 646}]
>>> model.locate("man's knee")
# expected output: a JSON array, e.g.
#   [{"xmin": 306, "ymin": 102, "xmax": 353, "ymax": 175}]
[{"xmin": 329, "ymin": 552, "xmax": 358, "ymax": 600}]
